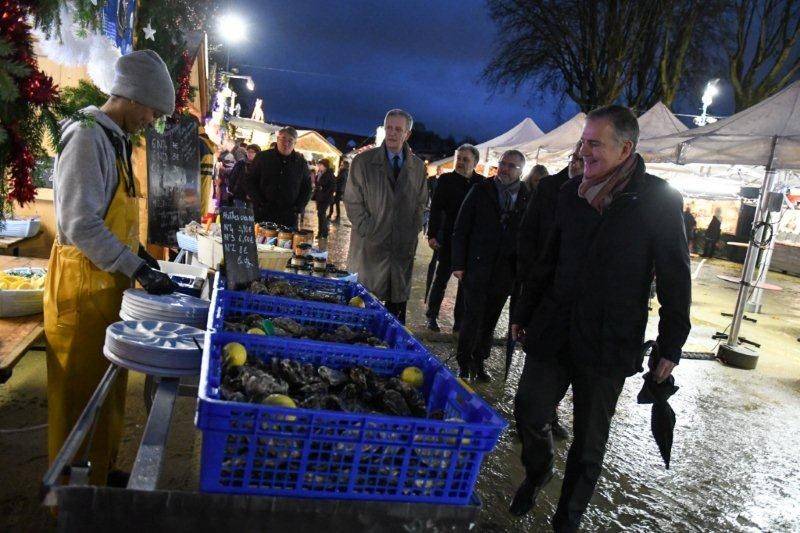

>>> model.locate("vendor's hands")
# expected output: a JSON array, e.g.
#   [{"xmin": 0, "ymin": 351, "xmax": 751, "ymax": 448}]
[
  {"xmin": 453, "ymin": 270, "xmax": 464, "ymax": 280},
  {"xmin": 511, "ymin": 324, "xmax": 526, "ymax": 342},
  {"xmin": 134, "ymin": 264, "xmax": 177, "ymax": 295},
  {"xmin": 428, "ymin": 238, "xmax": 440, "ymax": 250},
  {"xmin": 650, "ymin": 357, "xmax": 676, "ymax": 383},
  {"xmin": 137, "ymin": 245, "xmax": 159, "ymax": 270}
]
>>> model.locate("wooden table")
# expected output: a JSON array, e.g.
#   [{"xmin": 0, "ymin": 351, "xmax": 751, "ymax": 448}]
[
  {"xmin": 0, "ymin": 230, "xmax": 43, "ymax": 256},
  {"xmin": 716, "ymin": 274, "xmax": 782, "ymax": 291},
  {"xmin": 0, "ymin": 255, "xmax": 48, "ymax": 382}
]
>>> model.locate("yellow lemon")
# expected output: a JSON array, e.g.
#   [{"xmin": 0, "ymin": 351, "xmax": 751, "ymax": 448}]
[
  {"xmin": 222, "ymin": 342, "xmax": 247, "ymax": 367},
  {"xmin": 348, "ymin": 296, "xmax": 365, "ymax": 308},
  {"xmin": 247, "ymin": 328, "xmax": 266, "ymax": 335},
  {"xmin": 263, "ymin": 394, "xmax": 296, "ymax": 408},
  {"xmin": 400, "ymin": 366, "xmax": 424, "ymax": 389}
]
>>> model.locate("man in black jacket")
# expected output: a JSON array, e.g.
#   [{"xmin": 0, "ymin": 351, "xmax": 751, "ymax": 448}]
[
  {"xmin": 515, "ymin": 142, "xmax": 583, "ymax": 442},
  {"xmin": 452, "ymin": 149, "xmax": 529, "ymax": 381},
  {"xmin": 426, "ymin": 144, "xmax": 483, "ymax": 332},
  {"xmin": 245, "ymin": 126, "xmax": 312, "ymax": 227},
  {"xmin": 508, "ymin": 106, "xmax": 691, "ymax": 530}
]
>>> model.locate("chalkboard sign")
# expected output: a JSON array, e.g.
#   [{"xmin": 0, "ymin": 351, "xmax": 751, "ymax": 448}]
[
  {"xmin": 146, "ymin": 116, "xmax": 200, "ymax": 247},
  {"xmin": 220, "ymin": 205, "xmax": 260, "ymax": 289}
]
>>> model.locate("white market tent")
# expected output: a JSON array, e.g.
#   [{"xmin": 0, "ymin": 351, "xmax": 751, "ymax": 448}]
[
  {"xmin": 638, "ymin": 80, "xmax": 800, "ymax": 365},
  {"xmin": 638, "ymin": 101, "xmax": 688, "ymax": 139},
  {"xmin": 490, "ymin": 112, "xmax": 586, "ymax": 167},
  {"xmin": 429, "ymin": 117, "xmax": 544, "ymax": 168}
]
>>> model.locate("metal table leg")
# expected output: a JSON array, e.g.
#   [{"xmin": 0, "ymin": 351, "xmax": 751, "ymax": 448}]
[
  {"xmin": 128, "ymin": 378, "xmax": 180, "ymax": 491},
  {"xmin": 42, "ymin": 364, "xmax": 122, "ymax": 505}
]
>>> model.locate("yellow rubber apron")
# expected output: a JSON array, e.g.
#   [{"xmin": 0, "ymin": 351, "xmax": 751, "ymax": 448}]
[{"xmin": 44, "ymin": 130, "xmax": 139, "ymax": 485}]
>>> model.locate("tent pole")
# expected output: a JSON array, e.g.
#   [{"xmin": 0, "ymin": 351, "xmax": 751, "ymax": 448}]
[
  {"xmin": 726, "ymin": 136, "xmax": 779, "ymax": 347},
  {"xmin": 746, "ymin": 210, "xmax": 777, "ymax": 314}
]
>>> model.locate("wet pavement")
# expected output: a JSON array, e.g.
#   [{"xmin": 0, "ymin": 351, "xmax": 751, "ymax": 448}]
[{"xmin": 2, "ymin": 204, "xmax": 799, "ymax": 531}]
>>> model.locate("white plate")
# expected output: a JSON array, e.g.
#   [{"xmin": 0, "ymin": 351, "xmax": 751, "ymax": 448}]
[
  {"xmin": 120, "ymin": 300, "xmax": 208, "ymax": 318},
  {"xmin": 122, "ymin": 289, "xmax": 209, "ymax": 312},
  {"xmin": 106, "ymin": 320, "xmax": 204, "ymax": 349},
  {"xmin": 117, "ymin": 310, "xmax": 206, "ymax": 328},
  {"xmin": 103, "ymin": 346, "xmax": 200, "ymax": 377}
]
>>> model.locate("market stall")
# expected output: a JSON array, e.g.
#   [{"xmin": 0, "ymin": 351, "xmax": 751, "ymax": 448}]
[
  {"xmin": 638, "ymin": 79, "xmax": 800, "ymax": 369},
  {"xmin": 427, "ymin": 117, "xmax": 544, "ymax": 174}
]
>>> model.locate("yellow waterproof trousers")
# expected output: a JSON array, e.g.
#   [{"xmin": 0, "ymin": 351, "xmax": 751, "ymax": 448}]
[{"xmin": 44, "ymin": 164, "xmax": 139, "ymax": 485}]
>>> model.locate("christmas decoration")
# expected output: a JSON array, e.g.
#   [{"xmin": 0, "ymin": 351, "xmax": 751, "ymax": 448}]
[
  {"xmin": 143, "ymin": 21, "xmax": 156, "ymax": 41},
  {"xmin": 0, "ymin": 0, "xmax": 62, "ymax": 219},
  {"xmin": 173, "ymin": 49, "xmax": 194, "ymax": 116}
]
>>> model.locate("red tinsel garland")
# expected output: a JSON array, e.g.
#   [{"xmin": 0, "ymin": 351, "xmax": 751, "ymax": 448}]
[
  {"xmin": 174, "ymin": 50, "xmax": 193, "ymax": 115},
  {"xmin": 0, "ymin": 0, "xmax": 60, "ymax": 206}
]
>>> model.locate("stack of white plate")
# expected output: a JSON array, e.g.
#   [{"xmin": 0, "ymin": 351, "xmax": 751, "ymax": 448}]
[
  {"xmin": 103, "ymin": 320, "xmax": 204, "ymax": 377},
  {"xmin": 119, "ymin": 289, "xmax": 209, "ymax": 329}
]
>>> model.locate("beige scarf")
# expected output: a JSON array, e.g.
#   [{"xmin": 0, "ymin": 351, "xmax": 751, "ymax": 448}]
[{"xmin": 578, "ymin": 154, "xmax": 640, "ymax": 213}]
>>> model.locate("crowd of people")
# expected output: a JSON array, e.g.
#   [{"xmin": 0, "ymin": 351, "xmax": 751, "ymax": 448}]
[
  {"xmin": 340, "ymin": 106, "xmax": 692, "ymax": 531},
  {"xmin": 204, "ymin": 127, "xmax": 350, "ymax": 250}
]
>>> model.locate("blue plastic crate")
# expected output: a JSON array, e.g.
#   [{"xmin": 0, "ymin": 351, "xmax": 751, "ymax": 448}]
[
  {"xmin": 211, "ymin": 290, "xmax": 421, "ymax": 351},
  {"xmin": 216, "ymin": 269, "xmax": 382, "ymax": 309},
  {"xmin": 196, "ymin": 332, "xmax": 506, "ymax": 504}
]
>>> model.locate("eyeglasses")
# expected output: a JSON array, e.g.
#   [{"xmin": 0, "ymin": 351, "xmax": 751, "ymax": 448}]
[{"xmin": 498, "ymin": 161, "xmax": 521, "ymax": 170}]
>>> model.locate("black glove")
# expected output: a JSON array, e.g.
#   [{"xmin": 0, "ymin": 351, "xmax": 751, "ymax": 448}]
[
  {"xmin": 137, "ymin": 245, "xmax": 160, "ymax": 270},
  {"xmin": 134, "ymin": 263, "xmax": 177, "ymax": 295}
]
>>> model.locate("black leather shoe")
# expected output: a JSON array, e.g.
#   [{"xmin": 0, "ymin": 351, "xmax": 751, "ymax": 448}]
[
  {"xmin": 509, "ymin": 473, "xmax": 552, "ymax": 517},
  {"xmin": 475, "ymin": 361, "xmax": 492, "ymax": 383},
  {"xmin": 426, "ymin": 317, "xmax": 440, "ymax": 332}
]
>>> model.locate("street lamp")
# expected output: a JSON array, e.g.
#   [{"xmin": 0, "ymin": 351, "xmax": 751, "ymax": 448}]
[
  {"xmin": 217, "ymin": 13, "xmax": 247, "ymax": 70},
  {"xmin": 694, "ymin": 79, "xmax": 720, "ymax": 126}
]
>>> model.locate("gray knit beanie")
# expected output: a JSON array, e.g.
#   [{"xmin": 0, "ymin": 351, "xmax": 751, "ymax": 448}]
[{"xmin": 110, "ymin": 50, "xmax": 176, "ymax": 116}]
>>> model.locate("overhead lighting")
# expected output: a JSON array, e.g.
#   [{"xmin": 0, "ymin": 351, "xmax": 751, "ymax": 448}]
[
  {"xmin": 218, "ymin": 14, "xmax": 246, "ymax": 43},
  {"xmin": 246, "ymin": 78, "xmax": 255, "ymax": 91}
]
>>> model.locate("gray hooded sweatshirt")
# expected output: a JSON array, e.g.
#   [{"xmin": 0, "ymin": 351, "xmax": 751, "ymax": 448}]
[{"xmin": 53, "ymin": 106, "xmax": 144, "ymax": 278}]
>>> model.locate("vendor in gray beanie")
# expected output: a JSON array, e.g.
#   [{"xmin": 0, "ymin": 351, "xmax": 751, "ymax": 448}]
[
  {"xmin": 111, "ymin": 49, "xmax": 175, "ymax": 118},
  {"xmin": 44, "ymin": 48, "xmax": 178, "ymax": 487}
]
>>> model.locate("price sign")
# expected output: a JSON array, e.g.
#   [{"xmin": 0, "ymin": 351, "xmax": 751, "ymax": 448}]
[{"xmin": 220, "ymin": 205, "xmax": 260, "ymax": 289}]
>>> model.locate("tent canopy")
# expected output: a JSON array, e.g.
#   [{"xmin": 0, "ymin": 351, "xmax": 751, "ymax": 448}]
[
  {"xmin": 638, "ymin": 80, "xmax": 800, "ymax": 170},
  {"xmin": 492, "ymin": 112, "xmax": 586, "ymax": 164},
  {"xmin": 430, "ymin": 117, "xmax": 544, "ymax": 167},
  {"xmin": 638, "ymin": 101, "xmax": 688, "ymax": 139}
]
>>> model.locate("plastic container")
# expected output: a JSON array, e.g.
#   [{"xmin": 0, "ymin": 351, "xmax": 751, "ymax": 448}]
[
  {"xmin": 216, "ymin": 269, "xmax": 381, "ymax": 309},
  {"xmin": 196, "ymin": 332, "xmax": 506, "ymax": 504},
  {"xmin": 210, "ymin": 290, "xmax": 418, "ymax": 351},
  {"xmin": 176, "ymin": 231, "xmax": 199, "ymax": 253},
  {"xmin": 0, "ymin": 218, "xmax": 40, "ymax": 238}
]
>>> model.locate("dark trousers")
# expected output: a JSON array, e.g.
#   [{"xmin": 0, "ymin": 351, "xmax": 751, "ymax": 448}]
[
  {"xmin": 316, "ymin": 201, "xmax": 330, "ymax": 238},
  {"xmin": 327, "ymin": 195, "xmax": 341, "ymax": 219},
  {"xmin": 702, "ymin": 237, "xmax": 718, "ymax": 258},
  {"xmin": 424, "ymin": 249, "xmax": 438, "ymax": 303},
  {"xmin": 514, "ymin": 352, "xmax": 625, "ymax": 532},
  {"xmin": 385, "ymin": 301, "xmax": 407, "ymax": 324},
  {"xmin": 456, "ymin": 285, "xmax": 509, "ymax": 373},
  {"xmin": 426, "ymin": 243, "xmax": 465, "ymax": 327}
]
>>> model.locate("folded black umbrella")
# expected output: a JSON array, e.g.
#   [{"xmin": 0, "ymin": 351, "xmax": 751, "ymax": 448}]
[
  {"xmin": 504, "ymin": 333, "xmax": 516, "ymax": 383},
  {"xmin": 637, "ymin": 345, "xmax": 679, "ymax": 469}
]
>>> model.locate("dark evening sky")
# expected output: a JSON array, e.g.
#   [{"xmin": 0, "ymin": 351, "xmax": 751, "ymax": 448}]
[
  {"xmin": 223, "ymin": 0, "xmax": 578, "ymax": 141},
  {"xmin": 223, "ymin": 0, "xmax": 731, "ymax": 142}
]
